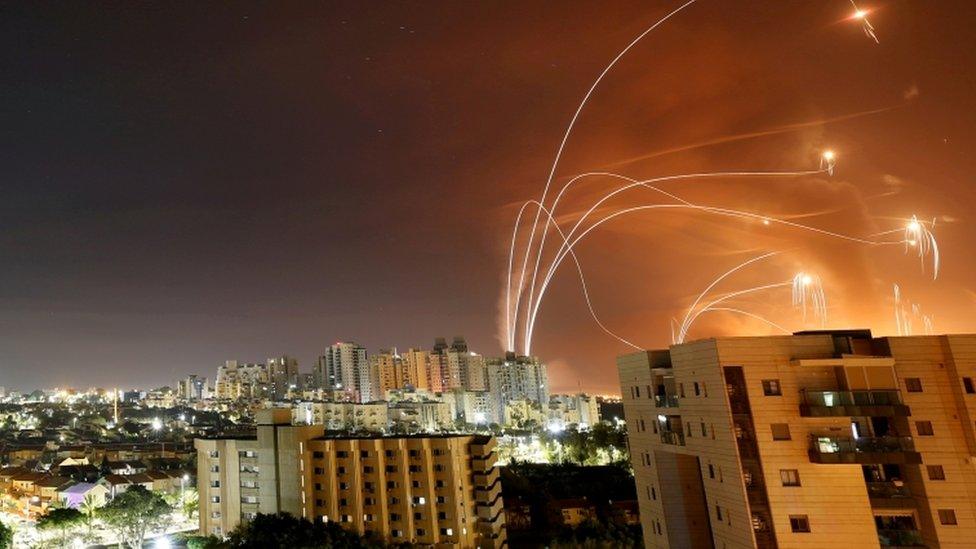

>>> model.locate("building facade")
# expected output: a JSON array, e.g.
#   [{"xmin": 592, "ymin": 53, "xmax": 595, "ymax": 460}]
[
  {"xmin": 619, "ymin": 330, "xmax": 976, "ymax": 549},
  {"xmin": 196, "ymin": 409, "xmax": 506, "ymax": 547},
  {"xmin": 487, "ymin": 354, "xmax": 549, "ymax": 423}
]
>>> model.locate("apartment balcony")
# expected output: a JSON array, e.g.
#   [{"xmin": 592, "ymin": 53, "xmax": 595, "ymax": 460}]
[
  {"xmin": 799, "ymin": 390, "xmax": 911, "ymax": 418},
  {"xmin": 809, "ymin": 436, "xmax": 922, "ymax": 465},
  {"xmin": 654, "ymin": 394, "xmax": 679, "ymax": 409},
  {"xmin": 877, "ymin": 529, "xmax": 924, "ymax": 547},
  {"xmin": 660, "ymin": 430, "xmax": 685, "ymax": 446}
]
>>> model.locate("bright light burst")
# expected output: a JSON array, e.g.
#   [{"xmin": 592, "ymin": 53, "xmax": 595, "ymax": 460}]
[
  {"xmin": 904, "ymin": 215, "xmax": 940, "ymax": 279},
  {"xmin": 849, "ymin": 1, "xmax": 879, "ymax": 43}
]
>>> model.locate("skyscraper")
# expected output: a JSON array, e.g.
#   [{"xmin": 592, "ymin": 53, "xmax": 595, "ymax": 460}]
[
  {"xmin": 372, "ymin": 348, "xmax": 403, "ymax": 395},
  {"xmin": 401, "ymin": 348, "xmax": 431, "ymax": 390}
]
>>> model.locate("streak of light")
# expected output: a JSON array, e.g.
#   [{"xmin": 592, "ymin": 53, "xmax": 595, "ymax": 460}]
[{"xmin": 514, "ymin": 0, "xmax": 698, "ymax": 354}]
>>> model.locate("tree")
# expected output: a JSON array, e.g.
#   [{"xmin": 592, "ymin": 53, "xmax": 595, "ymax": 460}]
[
  {"xmin": 98, "ymin": 486, "xmax": 172, "ymax": 548},
  {"xmin": 225, "ymin": 512, "xmax": 386, "ymax": 548},
  {"xmin": 182, "ymin": 487, "xmax": 199, "ymax": 520},
  {"xmin": 37, "ymin": 507, "xmax": 84, "ymax": 545},
  {"xmin": 79, "ymin": 493, "xmax": 100, "ymax": 535},
  {"xmin": 0, "ymin": 519, "xmax": 12, "ymax": 549}
]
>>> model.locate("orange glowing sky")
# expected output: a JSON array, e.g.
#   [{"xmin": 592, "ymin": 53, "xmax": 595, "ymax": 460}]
[{"xmin": 2, "ymin": 1, "xmax": 975, "ymax": 393}]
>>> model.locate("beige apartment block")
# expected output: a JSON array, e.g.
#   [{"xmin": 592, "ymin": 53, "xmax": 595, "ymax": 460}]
[
  {"xmin": 195, "ymin": 409, "xmax": 505, "ymax": 548},
  {"xmin": 618, "ymin": 330, "xmax": 976, "ymax": 549}
]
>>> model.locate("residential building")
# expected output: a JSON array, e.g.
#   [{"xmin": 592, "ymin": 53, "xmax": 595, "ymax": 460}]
[
  {"xmin": 215, "ymin": 361, "xmax": 269, "ymax": 400},
  {"xmin": 267, "ymin": 355, "xmax": 300, "ymax": 401},
  {"xmin": 180, "ymin": 375, "xmax": 209, "ymax": 401},
  {"xmin": 373, "ymin": 349, "xmax": 404, "ymax": 394},
  {"xmin": 487, "ymin": 353, "xmax": 549, "ymax": 423},
  {"xmin": 195, "ymin": 409, "xmax": 506, "ymax": 547},
  {"xmin": 401, "ymin": 348, "xmax": 431, "ymax": 390},
  {"xmin": 316, "ymin": 342, "xmax": 377, "ymax": 403},
  {"xmin": 547, "ymin": 393, "xmax": 601, "ymax": 430},
  {"xmin": 618, "ymin": 330, "xmax": 976, "ymax": 549}
]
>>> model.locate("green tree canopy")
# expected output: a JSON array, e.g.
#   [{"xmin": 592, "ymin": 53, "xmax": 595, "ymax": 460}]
[
  {"xmin": 225, "ymin": 512, "xmax": 387, "ymax": 548},
  {"xmin": 98, "ymin": 485, "xmax": 172, "ymax": 548},
  {"xmin": 37, "ymin": 507, "xmax": 85, "ymax": 544},
  {"xmin": 0, "ymin": 519, "xmax": 13, "ymax": 549}
]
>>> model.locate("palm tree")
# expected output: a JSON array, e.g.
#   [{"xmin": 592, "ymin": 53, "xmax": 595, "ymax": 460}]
[{"xmin": 79, "ymin": 494, "xmax": 99, "ymax": 535}]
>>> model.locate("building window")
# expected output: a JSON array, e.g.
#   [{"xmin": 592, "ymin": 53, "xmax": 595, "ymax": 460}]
[
  {"xmin": 679, "ymin": 383, "xmax": 685, "ymax": 398},
  {"xmin": 916, "ymin": 421, "xmax": 934, "ymax": 436},
  {"xmin": 416, "ymin": 529, "xmax": 426, "ymax": 536},
  {"xmin": 771, "ymin": 423, "xmax": 791, "ymax": 441},
  {"xmin": 437, "ymin": 511, "xmax": 447, "ymax": 520},
  {"xmin": 927, "ymin": 465, "xmax": 946, "ymax": 480},
  {"xmin": 634, "ymin": 386, "xmax": 641, "ymax": 398},
  {"xmin": 646, "ymin": 385, "xmax": 652, "ymax": 398},
  {"xmin": 762, "ymin": 380, "xmax": 781, "ymax": 396},
  {"xmin": 337, "ymin": 451, "xmax": 348, "ymax": 458},
  {"xmin": 938, "ymin": 509, "xmax": 957, "ymax": 525},
  {"xmin": 693, "ymin": 382, "xmax": 701, "ymax": 396},
  {"xmin": 385, "ymin": 450, "xmax": 395, "ymax": 457},
  {"xmin": 716, "ymin": 505, "xmax": 723, "ymax": 521},
  {"xmin": 964, "ymin": 377, "xmax": 975, "ymax": 394},
  {"xmin": 780, "ymin": 469, "xmax": 801, "ymax": 487},
  {"xmin": 651, "ymin": 486, "xmax": 657, "ymax": 500},
  {"xmin": 708, "ymin": 464, "xmax": 715, "ymax": 479},
  {"xmin": 701, "ymin": 422, "xmax": 707, "ymax": 437},
  {"xmin": 312, "ymin": 451, "xmax": 324, "ymax": 459},
  {"xmin": 789, "ymin": 515, "xmax": 810, "ymax": 533},
  {"xmin": 905, "ymin": 378, "xmax": 923, "ymax": 392}
]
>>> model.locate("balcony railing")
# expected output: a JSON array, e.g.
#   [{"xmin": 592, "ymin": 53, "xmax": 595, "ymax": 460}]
[
  {"xmin": 877, "ymin": 529, "xmax": 924, "ymax": 547},
  {"xmin": 654, "ymin": 394, "xmax": 679, "ymax": 408},
  {"xmin": 660, "ymin": 430, "xmax": 685, "ymax": 446},
  {"xmin": 867, "ymin": 481, "xmax": 912, "ymax": 500},
  {"xmin": 809, "ymin": 436, "xmax": 922, "ymax": 464},
  {"xmin": 802, "ymin": 390, "xmax": 902, "ymax": 407},
  {"xmin": 800, "ymin": 390, "xmax": 910, "ymax": 417}
]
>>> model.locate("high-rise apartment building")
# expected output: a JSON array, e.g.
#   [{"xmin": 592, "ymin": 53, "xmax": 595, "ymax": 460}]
[
  {"xmin": 316, "ymin": 342, "xmax": 377, "ymax": 403},
  {"xmin": 196, "ymin": 409, "xmax": 506, "ymax": 548},
  {"xmin": 214, "ymin": 361, "xmax": 269, "ymax": 400},
  {"xmin": 267, "ymin": 355, "xmax": 299, "ymax": 401},
  {"xmin": 618, "ymin": 330, "xmax": 976, "ymax": 549},
  {"xmin": 372, "ymin": 348, "xmax": 404, "ymax": 395},
  {"xmin": 180, "ymin": 375, "xmax": 209, "ymax": 401},
  {"xmin": 401, "ymin": 348, "xmax": 431, "ymax": 390},
  {"xmin": 487, "ymin": 353, "xmax": 549, "ymax": 423}
]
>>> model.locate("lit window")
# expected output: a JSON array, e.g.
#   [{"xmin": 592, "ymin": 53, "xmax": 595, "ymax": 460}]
[
  {"xmin": 780, "ymin": 469, "xmax": 800, "ymax": 487},
  {"xmin": 762, "ymin": 380, "xmax": 781, "ymax": 396}
]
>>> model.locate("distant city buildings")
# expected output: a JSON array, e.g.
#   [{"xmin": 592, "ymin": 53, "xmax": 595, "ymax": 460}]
[
  {"xmin": 195, "ymin": 337, "xmax": 558, "ymax": 432},
  {"xmin": 619, "ymin": 330, "xmax": 976, "ymax": 548}
]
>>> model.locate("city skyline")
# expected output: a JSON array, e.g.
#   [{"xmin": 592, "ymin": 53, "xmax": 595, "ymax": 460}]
[{"xmin": 4, "ymin": 2, "xmax": 976, "ymax": 395}]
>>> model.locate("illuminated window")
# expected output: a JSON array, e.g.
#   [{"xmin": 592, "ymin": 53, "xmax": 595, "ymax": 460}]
[
  {"xmin": 780, "ymin": 469, "xmax": 800, "ymax": 487},
  {"xmin": 762, "ymin": 380, "xmax": 781, "ymax": 396}
]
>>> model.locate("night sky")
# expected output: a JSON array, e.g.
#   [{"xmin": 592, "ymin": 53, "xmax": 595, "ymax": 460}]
[{"xmin": 2, "ymin": 1, "xmax": 975, "ymax": 394}]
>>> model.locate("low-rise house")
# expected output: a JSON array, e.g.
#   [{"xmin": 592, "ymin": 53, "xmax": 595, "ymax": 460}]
[
  {"xmin": 609, "ymin": 500, "xmax": 640, "ymax": 526},
  {"xmin": 36, "ymin": 475, "xmax": 74, "ymax": 502},
  {"xmin": 104, "ymin": 459, "xmax": 148, "ymax": 475},
  {"xmin": 60, "ymin": 482, "xmax": 109, "ymax": 508},
  {"xmin": 100, "ymin": 474, "xmax": 153, "ymax": 498},
  {"xmin": 549, "ymin": 497, "xmax": 597, "ymax": 527},
  {"xmin": 57, "ymin": 464, "xmax": 101, "ymax": 483}
]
